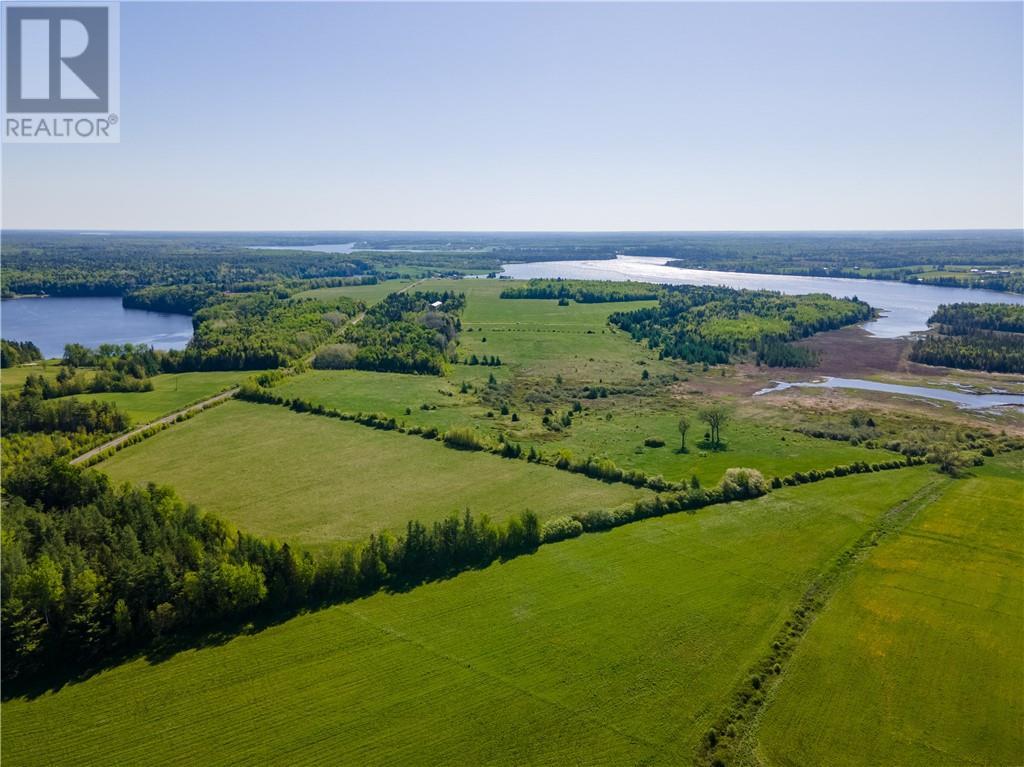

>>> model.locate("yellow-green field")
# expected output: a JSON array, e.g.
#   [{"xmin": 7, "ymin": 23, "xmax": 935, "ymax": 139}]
[
  {"xmin": 753, "ymin": 456, "xmax": 1024, "ymax": 767},
  {"xmin": 0, "ymin": 360, "xmax": 65, "ymax": 390},
  {"xmin": 1, "ymin": 469, "xmax": 941, "ymax": 766},
  {"xmin": 99, "ymin": 399, "xmax": 649, "ymax": 544},
  {"xmin": 67, "ymin": 371, "xmax": 256, "ymax": 423}
]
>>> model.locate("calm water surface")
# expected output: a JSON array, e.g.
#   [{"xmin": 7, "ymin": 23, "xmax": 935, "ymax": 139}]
[
  {"xmin": 754, "ymin": 377, "xmax": 1024, "ymax": 410},
  {"xmin": 497, "ymin": 256, "xmax": 1024, "ymax": 337},
  {"xmin": 1, "ymin": 297, "xmax": 193, "ymax": 358}
]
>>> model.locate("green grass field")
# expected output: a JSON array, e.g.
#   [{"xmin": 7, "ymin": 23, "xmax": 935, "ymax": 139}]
[
  {"xmin": 519, "ymin": 401, "xmax": 895, "ymax": 485},
  {"xmin": 753, "ymin": 455, "xmax": 1024, "ymax": 767},
  {"xmin": 99, "ymin": 400, "xmax": 649, "ymax": 545},
  {"xmin": 274, "ymin": 368, "xmax": 476, "ymax": 432},
  {"xmin": 0, "ymin": 360, "xmax": 67, "ymax": 390},
  {"xmin": 443, "ymin": 279, "xmax": 668, "ymax": 385},
  {"xmin": 274, "ymin": 369, "xmax": 893, "ymax": 486},
  {"xmin": 1, "ymin": 469, "xmax": 941, "ymax": 766},
  {"xmin": 67, "ymin": 371, "xmax": 257, "ymax": 424}
]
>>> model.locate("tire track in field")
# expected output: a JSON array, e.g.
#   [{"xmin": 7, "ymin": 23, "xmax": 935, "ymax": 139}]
[{"xmin": 340, "ymin": 604, "xmax": 663, "ymax": 755}]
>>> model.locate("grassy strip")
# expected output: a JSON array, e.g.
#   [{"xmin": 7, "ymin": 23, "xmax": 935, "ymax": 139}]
[{"xmin": 696, "ymin": 477, "xmax": 951, "ymax": 767}]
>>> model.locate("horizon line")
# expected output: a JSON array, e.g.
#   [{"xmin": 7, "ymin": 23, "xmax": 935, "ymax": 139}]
[{"xmin": 3, "ymin": 227, "xmax": 1023, "ymax": 236}]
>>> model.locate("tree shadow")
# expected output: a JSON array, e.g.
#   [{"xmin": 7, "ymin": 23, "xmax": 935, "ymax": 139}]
[
  {"xmin": 696, "ymin": 440, "xmax": 729, "ymax": 452},
  {"xmin": 2, "ymin": 552, "xmax": 540, "ymax": 702}
]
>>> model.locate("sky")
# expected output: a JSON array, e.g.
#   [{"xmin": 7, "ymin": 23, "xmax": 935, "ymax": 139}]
[{"xmin": 2, "ymin": 1, "xmax": 1022, "ymax": 232}]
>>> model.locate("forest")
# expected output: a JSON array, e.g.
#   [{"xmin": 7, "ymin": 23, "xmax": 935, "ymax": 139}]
[
  {"xmin": 163, "ymin": 293, "xmax": 361, "ymax": 371},
  {"xmin": 5, "ymin": 230, "xmax": 1021, "ymax": 297},
  {"xmin": 609, "ymin": 285, "xmax": 872, "ymax": 366},
  {"xmin": 927, "ymin": 302, "xmax": 1024, "ymax": 334},
  {"xmin": 910, "ymin": 303, "xmax": 1024, "ymax": 373},
  {"xmin": 317, "ymin": 291, "xmax": 465, "ymax": 375},
  {"xmin": 0, "ymin": 233, "xmax": 371, "ymax": 297},
  {"xmin": 1, "ymin": 340, "xmax": 42, "ymax": 367}
]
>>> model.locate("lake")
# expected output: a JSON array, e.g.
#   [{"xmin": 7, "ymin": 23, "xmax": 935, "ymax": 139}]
[
  {"xmin": 1, "ymin": 297, "xmax": 194, "ymax": 359},
  {"xmin": 497, "ymin": 256, "xmax": 1024, "ymax": 337},
  {"xmin": 753, "ymin": 377, "xmax": 1024, "ymax": 410}
]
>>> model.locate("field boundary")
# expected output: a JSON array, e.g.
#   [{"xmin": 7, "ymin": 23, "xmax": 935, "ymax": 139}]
[
  {"xmin": 696, "ymin": 476, "xmax": 951, "ymax": 767},
  {"xmin": 237, "ymin": 386, "xmax": 923, "ymax": 494}
]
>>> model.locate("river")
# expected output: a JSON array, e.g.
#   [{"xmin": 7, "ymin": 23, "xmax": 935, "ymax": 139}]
[
  {"xmin": 496, "ymin": 256, "xmax": 1024, "ymax": 338},
  {"xmin": 754, "ymin": 377, "xmax": 1024, "ymax": 410}
]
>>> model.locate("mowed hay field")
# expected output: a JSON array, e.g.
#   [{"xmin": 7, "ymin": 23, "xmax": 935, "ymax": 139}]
[
  {"xmin": 99, "ymin": 400, "xmax": 648, "ymax": 545},
  {"xmin": 753, "ymin": 455, "xmax": 1024, "ymax": 767},
  {"xmin": 64, "ymin": 370, "xmax": 256, "ymax": 424},
  {"xmin": 1, "ymin": 469, "xmax": 941, "ymax": 766}
]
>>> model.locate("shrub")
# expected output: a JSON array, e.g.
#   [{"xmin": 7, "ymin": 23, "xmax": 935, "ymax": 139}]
[
  {"xmin": 719, "ymin": 468, "xmax": 769, "ymax": 500},
  {"xmin": 442, "ymin": 427, "xmax": 488, "ymax": 451},
  {"xmin": 312, "ymin": 342, "xmax": 358, "ymax": 369},
  {"xmin": 541, "ymin": 516, "xmax": 584, "ymax": 543},
  {"xmin": 643, "ymin": 437, "xmax": 666, "ymax": 448}
]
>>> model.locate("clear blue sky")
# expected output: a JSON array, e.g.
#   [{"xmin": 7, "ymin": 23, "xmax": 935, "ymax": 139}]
[{"xmin": 3, "ymin": 1, "xmax": 1022, "ymax": 231}]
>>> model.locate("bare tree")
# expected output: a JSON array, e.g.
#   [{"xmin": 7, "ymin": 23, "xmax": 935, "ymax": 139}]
[{"xmin": 699, "ymin": 406, "xmax": 730, "ymax": 447}]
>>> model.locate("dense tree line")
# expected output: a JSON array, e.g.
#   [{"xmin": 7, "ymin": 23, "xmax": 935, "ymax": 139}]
[
  {"xmin": 315, "ymin": 291, "xmax": 465, "ymax": 375},
  {"xmin": 1, "ymin": 394, "xmax": 129, "ymax": 435},
  {"xmin": 909, "ymin": 334, "xmax": 1024, "ymax": 374},
  {"xmin": 122, "ymin": 285, "xmax": 219, "ymax": 315},
  {"xmin": 908, "ymin": 302, "xmax": 1024, "ymax": 373},
  {"xmin": 1, "ymin": 339, "xmax": 42, "ymax": 367},
  {"xmin": 754, "ymin": 339, "xmax": 819, "ymax": 368},
  {"xmin": 1, "ymin": 234, "xmax": 372, "ymax": 297},
  {"xmin": 928, "ymin": 302, "xmax": 1024, "ymax": 334},
  {"xmin": 609, "ymin": 285, "xmax": 871, "ymax": 366},
  {"xmin": 645, "ymin": 231, "xmax": 1022, "ymax": 293},
  {"xmin": 1, "ymin": 459, "xmax": 543, "ymax": 683},
  {"xmin": 500, "ymin": 279, "xmax": 661, "ymax": 303}
]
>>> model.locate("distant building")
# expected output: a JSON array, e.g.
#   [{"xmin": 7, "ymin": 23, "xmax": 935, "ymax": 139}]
[{"xmin": 430, "ymin": 300, "xmax": 443, "ymax": 308}]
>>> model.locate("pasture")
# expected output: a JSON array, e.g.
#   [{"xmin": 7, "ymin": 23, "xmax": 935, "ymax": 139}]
[
  {"xmin": 522, "ymin": 401, "xmax": 899, "ymax": 485},
  {"xmin": 753, "ymin": 455, "xmax": 1024, "ymax": 767},
  {"xmin": 66, "ymin": 371, "xmax": 256, "ymax": 424},
  {"xmin": 99, "ymin": 400, "xmax": 649, "ymax": 545},
  {"xmin": 0, "ymin": 468, "xmax": 940, "ymax": 766},
  {"xmin": 0, "ymin": 360, "xmax": 67, "ymax": 390},
  {"xmin": 430, "ymin": 278, "xmax": 671, "ymax": 384}
]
